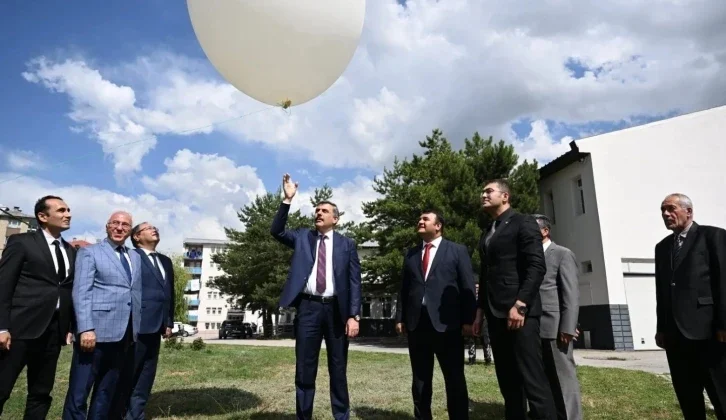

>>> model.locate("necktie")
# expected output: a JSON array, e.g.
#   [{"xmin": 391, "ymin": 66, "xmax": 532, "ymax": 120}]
[
  {"xmin": 150, "ymin": 252, "xmax": 165, "ymax": 283},
  {"xmin": 52, "ymin": 240, "xmax": 66, "ymax": 282},
  {"xmin": 484, "ymin": 220, "xmax": 498, "ymax": 248},
  {"xmin": 672, "ymin": 234, "xmax": 684, "ymax": 263},
  {"xmin": 422, "ymin": 243, "xmax": 433, "ymax": 280},
  {"xmin": 117, "ymin": 246, "xmax": 132, "ymax": 281},
  {"xmin": 316, "ymin": 236, "xmax": 327, "ymax": 294}
]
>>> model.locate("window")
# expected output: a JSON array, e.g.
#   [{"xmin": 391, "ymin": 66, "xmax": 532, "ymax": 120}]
[
  {"xmin": 382, "ymin": 299, "xmax": 392, "ymax": 318},
  {"xmin": 206, "ymin": 308, "xmax": 210, "ymax": 314},
  {"xmin": 362, "ymin": 301, "xmax": 371, "ymax": 318},
  {"xmin": 8, "ymin": 220, "xmax": 21, "ymax": 228},
  {"xmin": 213, "ymin": 292, "xmax": 218, "ymax": 299},
  {"xmin": 205, "ymin": 323, "xmax": 210, "ymax": 329},
  {"xmin": 218, "ymin": 307, "xmax": 223, "ymax": 314},
  {"xmin": 212, "ymin": 308, "xmax": 217, "ymax": 314},
  {"xmin": 216, "ymin": 322, "xmax": 221, "ymax": 329},
  {"xmin": 581, "ymin": 260, "xmax": 593, "ymax": 274},
  {"xmin": 545, "ymin": 190, "xmax": 556, "ymax": 224},
  {"xmin": 208, "ymin": 292, "xmax": 212, "ymax": 299},
  {"xmin": 574, "ymin": 177, "xmax": 586, "ymax": 215}
]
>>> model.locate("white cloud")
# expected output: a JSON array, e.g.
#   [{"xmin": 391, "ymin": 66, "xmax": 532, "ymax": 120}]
[
  {"xmin": 511, "ymin": 120, "xmax": 573, "ymax": 164},
  {"xmin": 21, "ymin": 0, "xmax": 726, "ymax": 177},
  {"xmin": 291, "ymin": 175, "xmax": 380, "ymax": 225},
  {"xmin": 6, "ymin": 150, "xmax": 46, "ymax": 171}
]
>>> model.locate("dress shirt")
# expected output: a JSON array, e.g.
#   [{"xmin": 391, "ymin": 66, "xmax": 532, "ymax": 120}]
[
  {"xmin": 43, "ymin": 230, "xmax": 70, "ymax": 310},
  {"xmin": 421, "ymin": 236, "xmax": 443, "ymax": 305},
  {"xmin": 139, "ymin": 248, "xmax": 166, "ymax": 280}
]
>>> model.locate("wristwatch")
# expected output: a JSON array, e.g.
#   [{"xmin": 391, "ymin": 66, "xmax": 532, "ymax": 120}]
[
  {"xmin": 516, "ymin": 304, "xmax": 528, "ymax": 316},
  {"xmin": 351, "ymin": 315, "xmax": 361, "ymax": 322}
]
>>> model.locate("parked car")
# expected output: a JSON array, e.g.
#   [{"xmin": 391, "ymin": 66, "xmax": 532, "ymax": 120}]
[
  {"xmin": 219, "ymin": 320, "xmax": 255, "ymax": 339},
  {"xmin": 172, "ymin": 322, "xmax": 197, "ymax": 337}
]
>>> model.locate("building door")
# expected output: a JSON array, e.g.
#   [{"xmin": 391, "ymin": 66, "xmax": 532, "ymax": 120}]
[{"xmin": 623, "ymin": 275, "xmax": 658, "ymax": 350}]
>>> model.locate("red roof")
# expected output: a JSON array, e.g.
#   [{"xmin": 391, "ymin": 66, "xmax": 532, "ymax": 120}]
[{"xmin": 70, "ymin": 239, "xmax": 92, "ymax": 248}]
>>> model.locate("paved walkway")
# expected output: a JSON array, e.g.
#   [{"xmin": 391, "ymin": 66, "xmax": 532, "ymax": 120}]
[{"xmin": 203, "ymin": 336, "xmax": 670, "ymax": 375}]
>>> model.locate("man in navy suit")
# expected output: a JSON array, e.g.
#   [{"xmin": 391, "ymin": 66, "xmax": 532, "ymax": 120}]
[
  {"xmin": 63, "ymin": 211, "xmax": 142, "ymax": 420},
  {"xmin": 112, "ymin": 222, "xmax": 175, "ymax": 419},
  {"xmin": 395, "ymin": 210, "xmax": 477, "ymax": 419},
  {"xmin": 271, "ymin": 173, "xmax": 362, "ymax": 420}
]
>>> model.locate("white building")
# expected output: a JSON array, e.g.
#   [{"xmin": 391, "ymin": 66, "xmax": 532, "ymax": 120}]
[
  {"xmin": 182, "ymin": 238, "xmax": 263, "ymax": 334},
  {"xmin": 538, "ymin": 105, "xmax": 726, "ymax": 351}
]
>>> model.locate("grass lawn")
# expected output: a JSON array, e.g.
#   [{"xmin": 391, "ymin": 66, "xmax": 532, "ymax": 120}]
[{"xmin": 3, "ymin": 342, "xmax": 706, "ymax": 419}]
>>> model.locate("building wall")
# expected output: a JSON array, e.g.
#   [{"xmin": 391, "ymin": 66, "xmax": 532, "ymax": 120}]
[
  {"xmin": 540, "ymin": 105, "xmax": 726, "ymax": 350},
  {"xmin": 0, "ymin": 217, "xmax": 34, "ymax": 254}
]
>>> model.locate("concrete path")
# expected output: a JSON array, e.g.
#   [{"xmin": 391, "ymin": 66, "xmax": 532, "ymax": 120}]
[{"xmin": 202, "ymin": 336, "xmax": 670, "ymax": 375}]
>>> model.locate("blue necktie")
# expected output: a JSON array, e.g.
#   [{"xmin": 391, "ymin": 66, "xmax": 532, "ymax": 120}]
[{"xmin": 117, "ymin": 246, "xmax": 132, "ymax": 281}]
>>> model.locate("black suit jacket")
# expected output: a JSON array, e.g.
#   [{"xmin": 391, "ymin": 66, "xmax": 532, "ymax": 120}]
[
  {"xmin": 395, "ymin": 238, "xmax": 476, "ymax": 333},
  {"xmin": 478, "ymin": 208, "xmax": 546, "ymax": 318},
  {"xmin": 655, "ymin": 222, "xmax": 726, "ymax": 340},
  {"xmin": 0, "ymin": 230, "xmax": 76, "ymax": 342},
  {"xmin": 135, "ymin": 249, "xmax": 175, "ymax": 335}
]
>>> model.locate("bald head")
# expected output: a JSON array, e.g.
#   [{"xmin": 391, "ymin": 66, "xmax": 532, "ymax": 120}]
[{"xmin": 106, "ymin": 211, "xmax": 133, "ymax": 246}]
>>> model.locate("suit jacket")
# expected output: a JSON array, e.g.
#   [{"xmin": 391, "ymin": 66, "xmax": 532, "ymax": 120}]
[
  {"xmin": 395, "ymin": 238, "xmax": 476, "ymax": 333},
  {"xmin": 270, "ymin": 202, "xmax": 361, "ymax": 323},
  {"xmin": 0, "ymin": 230, "xmax": 76, "ymax": 342},
  {"xmin": 73, "ymin": 238, "xmax": 143, "ymax": 343},
  {"xmin": 655, "ymin": 222, "xmax": 726, "ymax": 340},
  {"xmin": 135, "ymin": 249, "xmax": 175, "ymax": 335},
  {"xmin": 478, "ymin": 208, "xmax": 547, "ymax": 318},
  {"xmin": 540, "ymin": 241, "xmax": 580, "ymax": 339}
]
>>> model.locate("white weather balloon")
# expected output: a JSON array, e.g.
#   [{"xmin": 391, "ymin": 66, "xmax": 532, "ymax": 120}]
[{"xmin": 187, "ymin": 0, "xmax": 366, "ymax": 108}]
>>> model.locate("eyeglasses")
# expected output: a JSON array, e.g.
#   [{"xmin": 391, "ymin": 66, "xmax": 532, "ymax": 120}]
[
  {"xmin": 481, "ymin": 189, "xmax": 504, "ymax": 196},
  {"xmin": 138, "ymin": 225, "xmax": 158, "ymax": 233},
  {"xmin": 108, "ymin": 221, "xmax": 132, "ymax": 230}
]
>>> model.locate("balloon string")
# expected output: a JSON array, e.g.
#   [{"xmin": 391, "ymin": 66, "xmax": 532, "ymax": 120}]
[{"xmin": 0, "ymin": 105, "xmax": 277, "ymax": 186}]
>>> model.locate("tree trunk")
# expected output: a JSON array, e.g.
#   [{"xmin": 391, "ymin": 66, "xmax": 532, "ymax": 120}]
[{"xmin": 263, "ymin": 309, "xmax": 273, "ymax": 338}]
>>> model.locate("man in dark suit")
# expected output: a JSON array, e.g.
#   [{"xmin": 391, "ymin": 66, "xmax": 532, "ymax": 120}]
[
  {"xmin": 112, "ymin": 222, "xmax": 175, "ymax": 419},
  {"xmin": 534, "ymin": 214, "xmax": 582, "ymax": 420},
  {"xmin": 395, "ymin": 210, "xmax": 476, "ymax": 420},
  {"xmin": 473, "ymin": 179, "xmax": 555, "ymax": 420},
  {"xmin": 270, "ymin": 173, "xmax": 362, "ymax": 420},
  {"xmin": 0, "ymin": 195, "xmax": 76, "ymax": 419},
  {"xmin": 655, "ymin": 193, "xmax": 726, "ymax": 419}
]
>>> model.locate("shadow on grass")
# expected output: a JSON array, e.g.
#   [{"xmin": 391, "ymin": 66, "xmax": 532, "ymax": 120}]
[
  {"xmin": 469, "ymin": 399, "xmax": 506, "ymax": 419},
  {"xmin": 145, "ymin": 387, "xmax": 260, "ymax": 418},
  {"xmin": 355, "ymin": 405, "xmax": 415, "ymax": 419},
  {"xmin": 351, "ymin": 337, "xmax": 409, "ymax": 349}
]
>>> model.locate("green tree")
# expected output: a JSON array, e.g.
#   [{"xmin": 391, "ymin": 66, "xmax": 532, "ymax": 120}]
[
  {"xmin": 361, "ymin": 129, "xmax": 541, "ymax": 293},
  {"xmin": 171, "ymin": 254, "xmax": 190, "ymax": 324}
]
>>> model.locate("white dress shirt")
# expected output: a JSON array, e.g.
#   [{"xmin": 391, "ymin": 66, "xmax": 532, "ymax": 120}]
[
  {"xmin": 140, "ymin": 248, "xmax": 166, "ymax": 280},
  {"xmin": 305, "ymin": 231, "xmax": 335, "ymax": 297},
  {"xmin": 421, "ymin": 236, "xmax": 443, "ymax": 305},
  {"xmin": 43, "ymin": 230, "xmax": 70, "ymax": 310}
]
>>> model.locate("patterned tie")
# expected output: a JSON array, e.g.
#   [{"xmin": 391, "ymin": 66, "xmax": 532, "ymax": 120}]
[
  {"xmin": 422, "ymin": 243, "xmax": 433, "ymax": 280},
  {"xmin": 52, "ymin": 240, "xmax": 66, "ymax": 282},
  {"xmin": 117, "ymin": 246, "xmax": 132, "ymax": 281},
  {"xmin": 672, "ymin": 234, "xmax": 684, "ymax": 264},
  {"xmin": 150, "ymin": 253, "xmax": 165, "ymax": 284},
  {"xmin": 316, "ymin": 236, "xmax": 328, "ymax": 294}
]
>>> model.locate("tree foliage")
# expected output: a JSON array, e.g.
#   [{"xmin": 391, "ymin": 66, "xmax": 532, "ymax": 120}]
[
  {"xmin": 360, "ymin": 129, "xmax": 541, "ymax": 294},
  {"xmin": 171, "ymin": 254, "xmax": 190, "ymax": 324}
]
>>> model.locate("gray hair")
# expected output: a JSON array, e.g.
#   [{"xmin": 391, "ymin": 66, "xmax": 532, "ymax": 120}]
[
  {"xmin": 532, "ymin": 214, "xmax": 551, "ymax": 231},
  {"xmin": 666, "ymin": 193, "xmax": 693, "ymax": 210}
]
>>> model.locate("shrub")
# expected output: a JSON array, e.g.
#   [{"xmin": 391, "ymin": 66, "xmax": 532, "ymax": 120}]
[
  {"xmin": 164, "ymin": 336, "xmax": 184, "ymax": 350},
  {"xmin": 190, "ymin": 337, "xmax": 206, "ymax": 351}
]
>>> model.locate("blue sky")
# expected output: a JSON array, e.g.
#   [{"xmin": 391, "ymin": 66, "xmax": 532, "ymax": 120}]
[{"xmin": 2, "ymin": 0, "xmax": 724, "ymax": 251}]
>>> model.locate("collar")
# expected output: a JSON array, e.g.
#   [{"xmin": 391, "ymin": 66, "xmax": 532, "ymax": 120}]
[
  {"xmin": 543, "ymin": 239, "xmax": 552, "ymax": 252},
  {"xmin": 106, "ymin": 238, "xmax": 128, "ymax": 252},
  {"xmin": 42, "ymin": 229, "xmax": 64, "ymax": 245},
  {"xmin": 677, "ymin": 221, "xmax": 694, "ymax": 238},
  {"xmin": 317, "ymin": 230, "xmax": 334, "ymax": 239},
  {"xmin": 495, "ymin": 207, "xmax": 515, "ymax": 223},
  {"xmin": 138, "ymin": 247, "xmax": 156, "ymax": 256},
  {"xmin": 423, "ymin": 236, "xmax": 443, "ymax": 248}
]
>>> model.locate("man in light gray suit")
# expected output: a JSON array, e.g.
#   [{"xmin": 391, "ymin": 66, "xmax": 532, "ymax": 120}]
[
  {"xmin": 533, "ymin": 214, "xmax": 582, "ymax": 420},
  {"xmin": 63, "ymin": 211, "xmax": 143, "ymax": 420}
]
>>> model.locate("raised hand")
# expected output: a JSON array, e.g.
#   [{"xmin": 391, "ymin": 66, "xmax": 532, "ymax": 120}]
[{"xmin": 282, "ymin": 173, "xmax": 299, "ymax": 202}]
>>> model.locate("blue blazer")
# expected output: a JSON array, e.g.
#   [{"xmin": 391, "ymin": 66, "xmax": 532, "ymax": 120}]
[
  {"xmin": 135, "ymin": 249, "xmax": 174, "ymax": 334},
  {"xmin": 72, "ymin": 238, "xmax": 142, "ymax": 343},
  {"xmin": 271, "ymin": 202, "xmax": 361, "ymax": 323}
]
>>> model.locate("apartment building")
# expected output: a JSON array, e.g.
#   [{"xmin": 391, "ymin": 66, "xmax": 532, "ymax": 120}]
[
  {"xmin": 0, "ymin": 205, "xmax": 37, "ymax": 254},
  {"xmin": 182, "ymin": 238, "xmax": 263, "ymax": 334}
]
